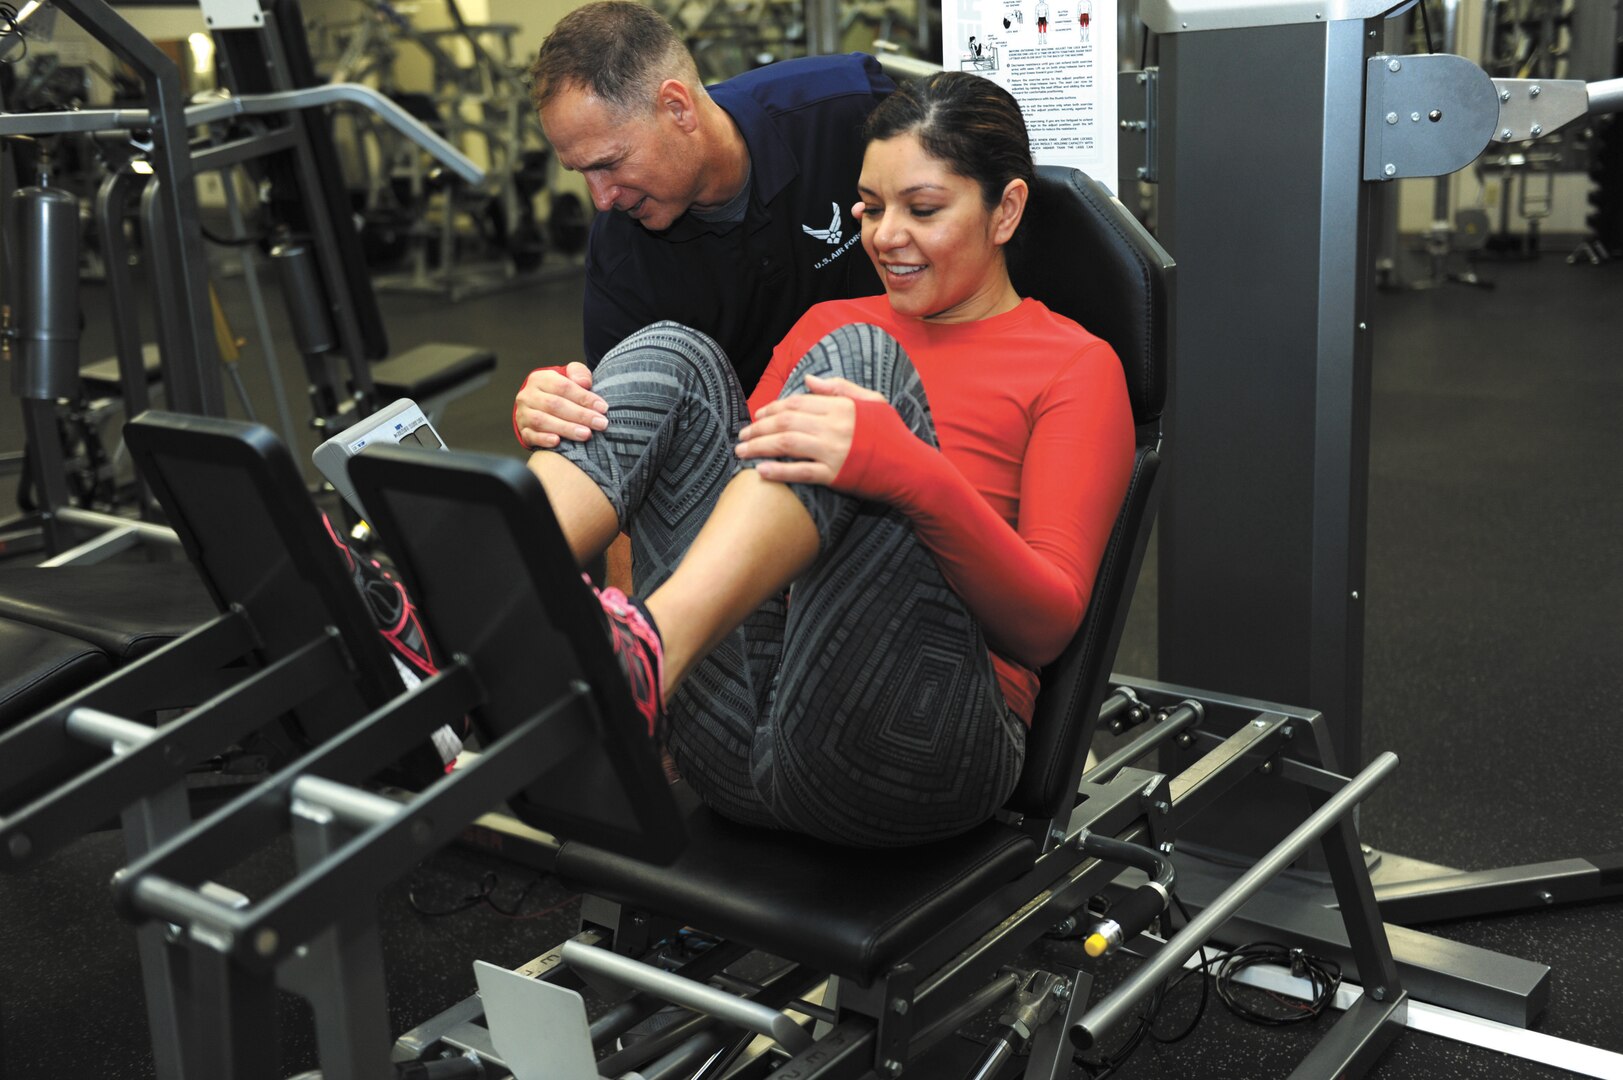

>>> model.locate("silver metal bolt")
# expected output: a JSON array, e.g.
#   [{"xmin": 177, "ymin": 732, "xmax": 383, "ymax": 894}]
[
  {"xmin": 1253, "ymin": 718, "xmax": 1269, "ymax": 728},
  {"xmin": 1159, "ymin": 841, "xmax": 1175, "ymax": 854},
  {"xmin": 1370, "ymin": 986, "xmax": 1387, "ymax": 1002},
  {"xmin": 1383, "ymin": 164, "xmax": 1396, "ymax": 177},
  {"xmin": 1050, "ymin": 827, "xmax": 1066, "ymax": 843},
  {"xmin": 891, "ymin": 998, "xmax": 910, "ymax": 1015},
  {"xmin": 1529, "ymin": 124, "xmax": 1542, "ymax": 137},
  {"xmin": 1429, "ymin": 109, "xmax": 1442, "ymax": 122},
  {"xmin": 1530, "ymin": 85, "xmax": 1541, "ymax": 97},
  {"xmin": 1387, "ymin": 58, "xmax": 1401, "ymax": 72},
  {"xmin": 1501, "ymin": 128, "xmax": 1514, "ymax": 140},
  {"xmin": 879, "ymin": 1059, "xmax": 903, "ymax": 1078},
  {"xmin": 1054, "ymin": 981, "xmax": 1072, "ymax": 1000},
  {"xmin": 1351, "ymin": 590, "xmax": 1360, "ymax": 600},
  {"xmin": 1410, "ymin": 111, "xmax": 1421, "ymax": 122},
  {"xmin": 1259, "ymin": 761, "xmax": 1274, "ymax": 775},
  {"xmin": 1137, "ymin": 72, "xmax": 1147, "ymax": 84},
  {"xmin": 1385, "ymin": 112, "xmax": 1398, "ymax": 125},
  {"xmin": 1153, "ymin": 801, "xmax": 1171, "ymax": 815},
  {"xmin": 1500, "ymin": 89, "xmax": 1511, "ymax": 102},
  {"xmin": 1537, "ymin": 890, "xmax": 1554, "ymax": 905},
  {"xmin": 1358, "ymin": 322, "xmax": 1367, "ymax": 331}
]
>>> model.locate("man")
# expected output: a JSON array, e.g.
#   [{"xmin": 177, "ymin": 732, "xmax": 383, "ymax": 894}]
[{"xmin": 512, "ymin": 1, "xmax": 893, "ymax": 449}]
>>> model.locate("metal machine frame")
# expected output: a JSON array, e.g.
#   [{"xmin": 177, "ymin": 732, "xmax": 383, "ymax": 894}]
[{"xmin": 1135, "ymin": 0, "xmax": 1623, "ymax": 1018}]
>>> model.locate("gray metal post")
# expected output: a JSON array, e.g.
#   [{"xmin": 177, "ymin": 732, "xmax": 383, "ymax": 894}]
[
  {"xmin": 1154, "ymin": 10, "xmax": 1384, "ymax": 785},
  {"xmin": 279, "ymin": 785, "xmax": 398, "ymax": 1080},
  {"xmin": 123, "ymin": 785, "xmax": 199, "ymax": 1080},
  {"xmin": 803, "ymin": 0, "xmax": 840, "ymax": 55},
  {"xmin": 49, "ymin": 0, "xmax": 223, "ymax": 416}
]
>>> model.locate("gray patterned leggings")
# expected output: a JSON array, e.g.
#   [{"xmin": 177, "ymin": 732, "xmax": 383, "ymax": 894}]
[{"xmin": 549, "ymin": 320, "xmax": 1025, "ymax": 847}]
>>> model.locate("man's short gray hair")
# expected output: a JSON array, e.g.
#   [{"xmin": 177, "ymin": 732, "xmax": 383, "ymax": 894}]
[{"xmin": 529, "ymin": 1, "xmax": 699, "ymax": 116}]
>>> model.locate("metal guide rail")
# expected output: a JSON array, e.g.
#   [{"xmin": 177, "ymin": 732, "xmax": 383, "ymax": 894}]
[{"xmin": 0, "ymin": 83, "xmax": 485, "ymax": 186}]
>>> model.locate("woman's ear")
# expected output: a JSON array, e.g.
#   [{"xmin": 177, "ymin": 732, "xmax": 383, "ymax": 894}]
[{"xmin": 991, "ymin": 178, "xmax": 1029, "ymax": 245}]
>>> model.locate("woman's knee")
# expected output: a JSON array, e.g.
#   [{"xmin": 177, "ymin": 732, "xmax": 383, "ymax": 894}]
[
  {"xmin": 596, "ymin": 322, "xmax": 740, "ymax": 399},
  {"xmin": 778, "ymin": 324, "xmax": 933, "ymax": 440},
  {"xmin": 778, "ymin": 323, "xmax": 913, "ymax": 398}
]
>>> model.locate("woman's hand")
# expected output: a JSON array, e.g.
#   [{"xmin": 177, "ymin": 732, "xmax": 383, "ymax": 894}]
[
  {"xmin": 736, "ymin": 373, "xmax": 887, "ymax": 485},
  {"xmin": 513, "ymin": 362, "xmax": 609, "ymax": 448}
]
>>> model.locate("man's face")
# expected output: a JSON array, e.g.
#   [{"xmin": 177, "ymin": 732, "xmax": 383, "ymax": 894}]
[{"xmin": 540, "ymin": 83, "xmax": 700, "ymax": 233}]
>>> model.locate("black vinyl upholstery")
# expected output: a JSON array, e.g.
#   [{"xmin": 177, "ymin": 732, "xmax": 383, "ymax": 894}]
[
  {"xmin": 0, "ymin": 563, "xmax": 215, "ymax": 730},
  {"xmin": 1009, "ymin": 166, "xmax": 1169, "ymax": 426},
  {"xmin": 371, "ymin": 343, "xmax": 497, "ymax": 401},
  {"xmin": 1005, "ymin": 167, "xmax": 1173, "ymax": 818},
  {"xmin": 0, "ymin": 563, "xmax": 212, "ymax": 661},
  {"xmin": 556, "ymin": 167, "xmax": 1173, "ymax": 981},
  {"xmin": 0, "ymin": 620, "xmax": 111, "ymax": 723},
  {"xmin": 558, "ymin": 784, "xmax": 1035, "ymax": 983}
]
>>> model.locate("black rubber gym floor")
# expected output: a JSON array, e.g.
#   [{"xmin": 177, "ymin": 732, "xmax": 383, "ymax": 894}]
[{"xmin": 0, "ymin": 243, "xmax": 1618, "ymax": 1079}]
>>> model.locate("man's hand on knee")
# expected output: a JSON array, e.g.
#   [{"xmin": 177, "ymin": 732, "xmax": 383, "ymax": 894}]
[{"xmin": 512, "ymin": 362, "xmax": 610, "ymax": 448}]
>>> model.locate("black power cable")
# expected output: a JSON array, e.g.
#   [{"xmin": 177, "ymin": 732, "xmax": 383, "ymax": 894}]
[
  {"xmin": 1074, "ymin": 901, "xmax": 1341, "ymax": 1076},
  {"xmin": 1213, "ymin": 942, "xmax": 1342, "ymax": 1026},
  {"xmin": 1074, "ymin": 893, "xmax": 1210, "ymax": 1079},
  {"xmin": 407, "ymin": 868, "xmax": 579, "ymax": 921}
]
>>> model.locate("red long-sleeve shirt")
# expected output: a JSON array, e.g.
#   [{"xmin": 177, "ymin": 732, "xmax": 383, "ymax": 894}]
[{"xmin": 750, "ymin": 296, "xmax": 1135, "ymax": 722}]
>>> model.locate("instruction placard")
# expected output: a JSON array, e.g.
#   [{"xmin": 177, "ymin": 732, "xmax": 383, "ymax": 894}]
[{"xmin": 941, "ymin": 0, "xmax": 1118, "ymax": 192}]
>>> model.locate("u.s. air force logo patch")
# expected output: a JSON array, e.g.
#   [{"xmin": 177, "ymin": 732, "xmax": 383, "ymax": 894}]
[
  {"xmin": 802, "ymin": 202, "xmax": 843, "ymax": 245},
  {"xmin": 805, "ymin": 201, "xmax": 862, "ymax": 270}
]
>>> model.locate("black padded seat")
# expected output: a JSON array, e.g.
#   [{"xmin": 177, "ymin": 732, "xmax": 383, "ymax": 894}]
[
  {"xmin": 0, "ymin": 563, "xmax": 213, "ymax": 661},
  {"xmin": 0, "ymin": 618, "xmax": 111, "ymax": 724},
  {"xmin": 370, "ymin": 343, "xmax": 497, "ymax": 402},
  {"xmin": 556, "ymin": 784, "xmax": 1038, "ymax": 985}
]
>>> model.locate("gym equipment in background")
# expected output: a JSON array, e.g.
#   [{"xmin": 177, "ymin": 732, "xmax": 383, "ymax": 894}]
[{"xmin": 316, "ymin": 0, "xmax": 574, "ymax": 300}]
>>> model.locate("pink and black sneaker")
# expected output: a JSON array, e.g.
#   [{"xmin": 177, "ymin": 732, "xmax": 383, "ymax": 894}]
[
  {"xmin": 322, "ymin": 513, "xmax": 463, "ymax": 766},
  {"xmin": 594, "ymin": 582, "xmax": 666, "ymax": 742},
  {"xmin": 322, "ymin": 513, "xmax": 439, "ymax": 680}
]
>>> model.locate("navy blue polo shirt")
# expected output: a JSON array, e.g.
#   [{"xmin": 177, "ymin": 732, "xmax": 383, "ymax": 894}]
[{"xmin": 580, "ymin": 54, "xmax": 894, "ymax": 393}]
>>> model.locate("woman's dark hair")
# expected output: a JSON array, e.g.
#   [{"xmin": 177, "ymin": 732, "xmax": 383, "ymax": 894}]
[{"xmin": 862, "ymin": 71, "xmax": 1035, "ymax": 210}]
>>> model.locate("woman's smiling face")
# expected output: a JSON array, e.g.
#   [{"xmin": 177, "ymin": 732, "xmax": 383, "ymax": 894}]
[{"xmin": 857, "ymin": 131, "xmax": 1022, "ymax": 324}]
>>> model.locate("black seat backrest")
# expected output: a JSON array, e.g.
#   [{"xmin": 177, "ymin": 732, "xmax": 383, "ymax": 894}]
[
  {"xmin": 124, "ymin": 412, "xmax": 442, "ymax": 784},
  {"xmin": 1009, "ymin": 167, "xmax": 1168, "ymax": 432},
  {"xmin": 1004, "ymin": 167, "xmax": 1174, "ymax": 819}
]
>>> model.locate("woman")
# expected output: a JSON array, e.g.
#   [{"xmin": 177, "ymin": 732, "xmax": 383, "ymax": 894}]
[{"xmin": 523, "ymin": 72, "xmax": 1134, "ymax": 847}]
